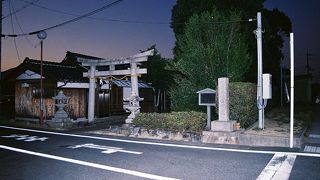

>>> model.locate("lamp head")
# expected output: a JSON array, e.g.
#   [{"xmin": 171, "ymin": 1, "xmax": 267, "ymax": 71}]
[{"xmin": 37, "ymin": 31, "xmax": 47, "ymax": 40}]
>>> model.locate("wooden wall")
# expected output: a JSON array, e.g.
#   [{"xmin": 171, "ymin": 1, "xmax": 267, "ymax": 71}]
[
  {"xmin": 15, "ymin": 81, "xmax": 55, "ymax": 119},
  {"xmin": 63, "ymin": 89, "xmax": 87, "ymax": 119},
  {"xmin": 140, "ymin": 88, "xmax": 155, "ymax": 113},
  {"xmin": 15, "ymin": 82, "xmax": 87, "ymax": 119}
]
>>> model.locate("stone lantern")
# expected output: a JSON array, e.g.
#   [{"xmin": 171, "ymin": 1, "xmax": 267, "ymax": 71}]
[{"xmin": 51, "ymin": 90, "xmax": 71, "ymax": 125}]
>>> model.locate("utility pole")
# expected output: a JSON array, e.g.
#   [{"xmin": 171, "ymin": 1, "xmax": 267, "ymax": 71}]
[
  {"xmin": 306, "ymin": 49, "xmax": 312, "ymax": 75},
  {"xmin": 290, "ymin": 33, "xmax": 295, "ymax": 148},
  {"xmin": 37, "ymin": 31, "xmax": 47, "ymax": 126},
  {"xmin": 256, "ymin": 12, "xmax": 264, "ymax": 129},
  {"xmin": 0, "ymin": 0, "xmax": 3, "ymax": 115}
]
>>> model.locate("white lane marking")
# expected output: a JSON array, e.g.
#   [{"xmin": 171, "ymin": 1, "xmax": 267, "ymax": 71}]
[
  {"xmin": 69, "ymin": 143, "xmax": 143, "ymax": 155},
  {"xmin": 0, "ymin": 145, "xmax": 179, "ymax": 180},
  {"xmin": 309, "ymin": 134, "xmax": 320, "ymax": 138},
  {"xmin": 257, "ymin": 153, "xmax": 296, "ymax": 180},
  {"xmin": 304, "ymin": 146, "xmax": 310, "ymax": 152},
  {"xmin": 304, "ymin": 145, "xmax": 320, "ymax": 153},
  {"xmin": 1, "ymin": 134, "xmax": 48, "ymax": 142},
  {"xmin": 1, "ymin": 125, "xmax": 320, "ymax": 157}
]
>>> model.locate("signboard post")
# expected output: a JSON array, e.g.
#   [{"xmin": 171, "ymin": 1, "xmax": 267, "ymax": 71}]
[{"xmin": 197, "ymin": 88, "xmax": 216, "ymax": 130}]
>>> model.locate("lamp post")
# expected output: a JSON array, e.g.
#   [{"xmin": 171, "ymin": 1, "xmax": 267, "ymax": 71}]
[{"xmin": 37, "ymin": 30, "xmax": 47, "ymax": 126}]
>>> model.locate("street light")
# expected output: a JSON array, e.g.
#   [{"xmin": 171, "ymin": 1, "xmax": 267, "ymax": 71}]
[{"xmin": 37, "ymin": 30, "xmax": 47, "ymax": 126}]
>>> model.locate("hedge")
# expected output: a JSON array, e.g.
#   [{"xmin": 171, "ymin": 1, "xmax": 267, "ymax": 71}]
[
  {"xmin": 132, "ymin": 111, "xmax": 207, "ymax": 132},
  {"xmin": 229, "ymin": 82, "xmax": 257, "ymax": 128}
]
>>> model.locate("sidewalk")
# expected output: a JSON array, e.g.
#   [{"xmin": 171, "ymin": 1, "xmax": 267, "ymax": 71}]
[{"xmin": 303, "ymin": 106, "xmax": 320, "ymax": 153}]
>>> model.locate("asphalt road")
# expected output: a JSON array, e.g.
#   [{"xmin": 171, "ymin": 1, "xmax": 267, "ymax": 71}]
[{"xmin": 0, "ymin": 125, "xmax": 319, "ymax": 180}]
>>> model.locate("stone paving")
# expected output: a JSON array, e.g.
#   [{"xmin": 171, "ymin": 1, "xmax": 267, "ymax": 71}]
[{"xmin": 245, "ymin": 107, "xmax": 312, "ymax": 138}]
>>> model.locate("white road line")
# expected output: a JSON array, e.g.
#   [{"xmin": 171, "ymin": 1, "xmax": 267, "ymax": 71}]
[
  {"xmin": 309, "ymin": 134, "xmax": 320, "ymax": 138},
  {"xmin": 1, "ymin": 125, "xmax": 320, "ymax": 157},
  {"xmin": 304, "ymin": 145, "xmax": 320, "ymax": 153},
  {"xmin": 0, "ymin": 145, "xmax": 179, "ymax": 180},
  {"xmin": 304, "ymin": 146, "xmax": 311, "ymax": 152},
  {"xmin": 257, "ymin": 153, "xmax": 296, "ymax": 180}
]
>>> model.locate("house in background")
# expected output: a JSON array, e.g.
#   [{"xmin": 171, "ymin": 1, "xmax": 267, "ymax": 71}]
[
  {"xmin": 280, "ymin": 68, "xmax": 313, "ymax": 105},
  {"xmin": 1, "ymin": 51, "xmax": 155, "ymax": 121},
  {"xmin": 295, "ymin": 74, "xmax": 313, "ymax": 104}
]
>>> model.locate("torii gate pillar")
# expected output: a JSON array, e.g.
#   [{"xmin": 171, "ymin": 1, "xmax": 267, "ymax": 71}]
[{"xmin": 88, "ymin": 65, "xmax": 96, "ymax": 124}]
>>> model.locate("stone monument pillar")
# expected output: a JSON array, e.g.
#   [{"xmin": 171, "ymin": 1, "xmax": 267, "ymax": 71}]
[{"xmin": 211, "ymin": 77, "xmax": 235, "ymax": 132}]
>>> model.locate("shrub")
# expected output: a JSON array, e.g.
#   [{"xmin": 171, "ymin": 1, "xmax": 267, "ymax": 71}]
[
  {"xmin": 133, "ymin": 111, "xmax": 207, "ymax": 132},
  {"xmin": 229, "ymin": 82, "xmax": 257, "ymax": 128}
]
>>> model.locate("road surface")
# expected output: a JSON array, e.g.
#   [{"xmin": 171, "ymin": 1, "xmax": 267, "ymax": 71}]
[{"xmin": 0, "ymin": 125, "xmax": 319, "ymax": 180}]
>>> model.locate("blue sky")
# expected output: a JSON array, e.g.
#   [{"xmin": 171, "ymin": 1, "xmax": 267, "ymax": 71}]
[
  {"xmin": 264, "ymin": 0, "xmax": 320, "ymax": 79},
  {"xmin": 2, "ymin": 0, "xmax": 320, "ymax": 81},
  {"xmin": 2, "ymin": 0, "xmax": 176, "ymax": 70}
]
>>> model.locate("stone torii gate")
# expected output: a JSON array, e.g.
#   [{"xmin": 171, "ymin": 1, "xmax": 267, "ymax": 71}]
[{"xmin": 77, "ymin": 49, "xmax": 154, "ymax": 124}]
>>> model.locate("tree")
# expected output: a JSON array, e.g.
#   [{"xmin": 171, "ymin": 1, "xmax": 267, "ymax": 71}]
[
  {"xmin": 170, "ymin": 10, "xmax": 250, "ymax": 110},
  {"xmin": 171, "ymin": 0, "xmax": 292, "ymax": 83},
  {"xmin": 141, "ymin": 45, "xmax": 175, "ymax": 91}
]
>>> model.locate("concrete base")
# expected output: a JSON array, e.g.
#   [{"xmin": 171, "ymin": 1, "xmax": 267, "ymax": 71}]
[
  {"xmin": 211, "ymin": 120, "xmax": 236, "ymax": 132},
  {"xmin": 202, "ymin": 131, "xmax": 239, "ymax": 144},
  {"xmin": 239, "ymin": 133, "xmax": 302, "ymax": 148}
]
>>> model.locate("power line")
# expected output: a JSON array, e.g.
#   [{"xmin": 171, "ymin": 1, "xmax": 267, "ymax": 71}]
[
  {"xmin": 1, "ymin": 0, "xmax": 41, "ymax": 20},
  {"xmin": 2, "ymin": 0, "xmax": 255, "ymax": 38},
  {"xmin": 11, "ymin": 0, "xmax": 37, "ymax": 47},
  {"xmin": 8, "ymin": 0, "xmax": 22, "ymax": 62},
  {"xmin": 2, "ymin": 0, "xmax": 124, "ymax": 37},
  {"xmin": 18, "ymin": 0, "xmax": 254, "ymax": 25},
  {"xmin": 19, "ymin": 0, "xmax": 170, "ymax": 25}
]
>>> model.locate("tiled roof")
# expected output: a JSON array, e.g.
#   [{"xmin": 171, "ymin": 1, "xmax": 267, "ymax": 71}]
[
  {"xmin": 62, "ymin": 51, "xmax": 103, "ymax": 66},
  {"xmin": 19, "ymin": 58, "xmax": 87, "ymax": 82}
]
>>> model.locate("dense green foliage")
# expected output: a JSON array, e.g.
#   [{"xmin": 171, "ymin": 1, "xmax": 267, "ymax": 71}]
[
  {"xmin": 133, "ymin": 111, "xmax": 207, "ymax": 132},
  {"xmin": 229, "ymin": 82, "xmax": 257, "ymax": 128},
  {"xmin": 171, "ymin": 0, "xmax": 292, "ymax": 83},
  {"xmin": 141, "ymin": 45, "xmax": 175, "ymax": 91},
  {"xmin": 170, "ymin": 10, "xmax": 250, "ymax": 111}
]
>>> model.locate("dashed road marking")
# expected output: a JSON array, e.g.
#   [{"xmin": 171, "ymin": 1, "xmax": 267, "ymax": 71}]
[
  {"xmin": 1, "ymin": 134, "xmax": 48, "ymax": 142},
  {"xmin": 257, "ymin": 153, "xmax": 296, "ymax": 180},
  {"xmin": 0, "ymin": 145, "xmax": 179, "ymax": 180},
  {"xmin": 304, "ymin": 145, "xmax": 320, "ymax": 153},
  {"xmin": 309, "ymin": 134, "xmax": 320, "ymax": 138}
]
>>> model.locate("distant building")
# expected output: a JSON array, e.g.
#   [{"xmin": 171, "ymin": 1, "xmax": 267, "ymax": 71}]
[{"xmin": 295, "ymin": 74, "xmax": 313, "ymax": 104}]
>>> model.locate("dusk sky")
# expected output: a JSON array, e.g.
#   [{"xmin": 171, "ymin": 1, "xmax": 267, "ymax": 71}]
[{"xmin": 1, "ymin": 0, "xmax": 320, "ymax": 82}]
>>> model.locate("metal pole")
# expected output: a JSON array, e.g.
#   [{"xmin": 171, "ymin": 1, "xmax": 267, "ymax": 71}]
[
  {"xmin": 256, "ymin": 12, "xmax": 264, "ymax": 129},
  {"xmin": 40, "ymin": 40, "xmax": 43, "ymax": 126},
  {"xmin": 207, "ymin": 105, "xmax": 211, "ymax": 130},
  {"xmin": 0, "ymin": 0, "xmax": 3, "ymax": 115},
  {"xmin": 280, "ymin": 65, "xmax": 283, "ymax": 107},
  {"xmin": 290, "ymin": 33, "xmax": 294, "ymax": 148}
]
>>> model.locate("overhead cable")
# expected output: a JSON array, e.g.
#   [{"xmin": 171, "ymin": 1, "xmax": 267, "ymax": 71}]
[
  {"xmin": 19, "ymin": 0, "xmax": 254, "ymax": 25},
  {"xmin": 8, "ymin": 0, "xmax": 22, "ymax": 62},
  {"xmin": 1, "ymin": 0, "xmax": 41, "ymax": 20},
  {"xmin": 11, "ymin": 0, "xmax": 37, "ymax": 47},
  {"xmin": 2, "ymin": 0, "xmax": 123, "ymax": 37}
]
